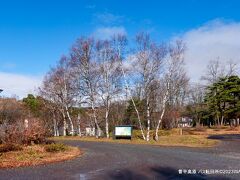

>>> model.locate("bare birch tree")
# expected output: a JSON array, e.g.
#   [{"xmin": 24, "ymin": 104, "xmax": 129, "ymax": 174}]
[
  {"xmin": 155, "ymin": 40, "xmax": 188, "ymax": 140},
  {"xmin": 111, "ymin": 34, "xmax": 147, "ymax": 140},
  {"xmin": 132, "ymin": 32, "xmax": 166, "ymax": 141},
  {"xmin": 40, "ymin": 56, "xmax": 76, "ymax": 136},
  {"xmin": 96, "ymin": 39, "xmax": 122, "ymax": 138},
  {"xmin": 71, "ymin": 38, "xmax": 102, "ymax": 138}
]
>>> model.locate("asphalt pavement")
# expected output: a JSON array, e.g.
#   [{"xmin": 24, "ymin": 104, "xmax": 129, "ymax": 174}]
[{"xmin": 0, "ymin": 134, "xmax": 240, "ymax": 180}]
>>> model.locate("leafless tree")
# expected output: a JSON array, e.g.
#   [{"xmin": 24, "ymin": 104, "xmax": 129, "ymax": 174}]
[
  {"xmin": 38, "ymin": 33, "xmax": 191, "ymax": 140},
  {"xmin": 70, "ymin": 38, "xmax": 102, "ymax": 137},
  {"xmin": 187, "ymin": 83, "xmax": 206, "ymax": 125},
  {"xmin": 201, "ymin": 58, "xmax": 238, "ymax": 84},
  {"xmin": 155, "ymin": 40, "xmax": 188, "ymax": 140},
  {"xmin": 0, "ymin": 98, "xmax": 24, "ymax": 125},
  {"xmin": 110, "ymin": 34, "xmax": 147, "ymax": 140},
  {"xmin": 96, "ymin": 39, "xmax": 122, "ymax": 138},
  {"xmin": 131, "ymin": 32, "xmax": 166, "ymax": 141},
  {"xmin": 40, "ymin": 56, "xmax": 76, "ymax": 136}
]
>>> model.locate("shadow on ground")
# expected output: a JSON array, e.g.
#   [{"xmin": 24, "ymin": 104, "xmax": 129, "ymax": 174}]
[
  {"xmin": 106, "ymin": 166, "xmax": 231, "ymax": 180},
  {"xmin": 208, "ymin": 134, "xmax": 240, "ymax": 140}
]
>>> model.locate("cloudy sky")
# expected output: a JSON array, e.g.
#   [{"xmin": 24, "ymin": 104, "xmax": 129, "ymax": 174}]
[{"xmin": 0, "ymin": 0, "xmax": 240, "ymax": 98}]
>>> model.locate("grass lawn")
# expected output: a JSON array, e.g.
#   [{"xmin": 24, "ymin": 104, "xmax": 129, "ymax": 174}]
[
  {"xmin": 51, "ymin": 126, "xmax": 240, "ymax": 148},
  {"xmin": 52, "ymin": 134, "xmax": 219, "ymax": 148},
  {"xmin": 0, "ymin": 144, "xmax": 82, "ymax": 169}
]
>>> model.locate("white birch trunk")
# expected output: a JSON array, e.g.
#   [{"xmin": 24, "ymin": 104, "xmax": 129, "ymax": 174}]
[
  {"xmin": 155, "ymin": 92, "xmax": 168, "ymax": 141},
  {"xmin": 77, "ymin": 113, "xmax": 81, "ymax": 137},
  {"xmin": 56, "ymin": 125, "xmax": 59, "ymax": 136},
  {"xmin": 146, "ymin": 98, "xmax": 150, "ymax": 141},
  {"xmin": 65, "ymin": 105, "xmax": 74, "ymax": 135},
  {"xmin": 62, "ymin": 110, "xmax": 67, "ymax": 136},
  {"xmin": 53, "ymin": 113, "xmax": 58, "ymax": 136},
  {"xmin": 91, "ymin": 101, "xmax": 101, "ymax": 138},
  {"xmin": 217, "ymin": 114, "xmax": 220, "ymax": 126},
  {"xmin": 221, "ymin": 115, "xmax": 224, "ymax": 126},
  {"xmin": 105, "ymin": 106, "xmax": 110, "ymax": 138},
  {"xmin": 62, "ymin": 72, "xmax": 74, "ymax": 135},
  {"xmin": 105, "ymin": 93, "xmax": 110, "ymax": 138}
]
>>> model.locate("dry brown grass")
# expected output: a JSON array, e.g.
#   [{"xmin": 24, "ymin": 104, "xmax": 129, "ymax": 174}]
[
  {"xmin": 52, "ymin": 134, "xmax": 219, "ymax": 148},
  {"xmin": 183, "ymin": 126, "xmax": 240, "ymax": 135},
  {"xmin": 152, "ymin": 135, "xmax": 218, "ymax": 147},
  {"xmin": 0, "ymin": 144, "xmax": 82, "ymax": 169},
  {"xmin": 51, "ymin": 126, "xmax": 240, "ymax": 148}
]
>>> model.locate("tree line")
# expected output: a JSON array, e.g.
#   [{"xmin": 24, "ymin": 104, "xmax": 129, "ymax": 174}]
[
  {"xmin": 39, "ymin": 32, "xmax": 188, "ymax": 141},
  {"xmin": 1, "ymin": 33, "xmax": 239, "ymax": 142}
]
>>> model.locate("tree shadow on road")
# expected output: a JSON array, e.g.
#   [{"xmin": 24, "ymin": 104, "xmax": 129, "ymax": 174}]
[
  {"xmin": 107, "ymin": 169, "xmax": 147, "ymax": 180},
  {"xmin": 107, "ymin": 166, "xmax": 231, "ymax": 180},
  {"xmin": 208, "ymin": 134, "xmax": 240, "ymax": 140}
]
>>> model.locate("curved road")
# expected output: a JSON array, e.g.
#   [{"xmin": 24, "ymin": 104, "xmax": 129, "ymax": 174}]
[{"xmin": 0, "ymin": 135, "xmax": 240, "ymax": 180}]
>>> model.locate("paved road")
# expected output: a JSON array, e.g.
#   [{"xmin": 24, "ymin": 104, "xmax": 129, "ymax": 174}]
[{"xmin": 0, "ymin": 135, "xmax": 240, "ymax": 180}]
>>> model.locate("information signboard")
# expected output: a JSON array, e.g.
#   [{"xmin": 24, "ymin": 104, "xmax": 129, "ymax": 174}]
[{"xmin": 114, "ymin": 125, "xmax": 132, "ymax": 139}]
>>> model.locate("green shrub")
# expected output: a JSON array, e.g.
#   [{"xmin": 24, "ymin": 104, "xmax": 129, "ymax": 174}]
[
  {"xmin": 44, "ymin": 143, "xmax": 68, "ymax": 153},
  {"xmin": 0, "ymin": 143, "xmax": 23, "ymax": 153}
]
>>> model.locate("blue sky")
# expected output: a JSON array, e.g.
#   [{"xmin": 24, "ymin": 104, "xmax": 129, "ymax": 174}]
[{"xmin": 1, "ymin": 0, "xmax": 240, "ymax": 97}]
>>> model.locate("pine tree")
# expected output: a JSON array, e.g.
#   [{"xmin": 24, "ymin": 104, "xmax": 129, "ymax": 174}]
[{"xmin": 205, "ymin": 76, "xmax": 240, "ymax": 126}]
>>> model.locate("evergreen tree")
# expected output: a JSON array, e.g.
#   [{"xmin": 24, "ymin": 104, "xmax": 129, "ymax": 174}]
[{"xmin": 205, "ymin": 76, "xmax": 240, "ymax": 125}]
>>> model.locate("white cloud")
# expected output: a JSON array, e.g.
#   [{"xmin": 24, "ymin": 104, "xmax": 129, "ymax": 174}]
[
  {"xmin": 93, "ymin": 26, "xmax": 127, "ymax": 40},
  {"xmin": 179, "ymin": 20, "xmax": 240, "ymax": 82},
  {"xmin": 0, "ymin": 72, "xmax": 42, "ymax": 99},
  {"xmin": 94, "ymin": 12, "xmax": 124, "ymax": 25}
]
